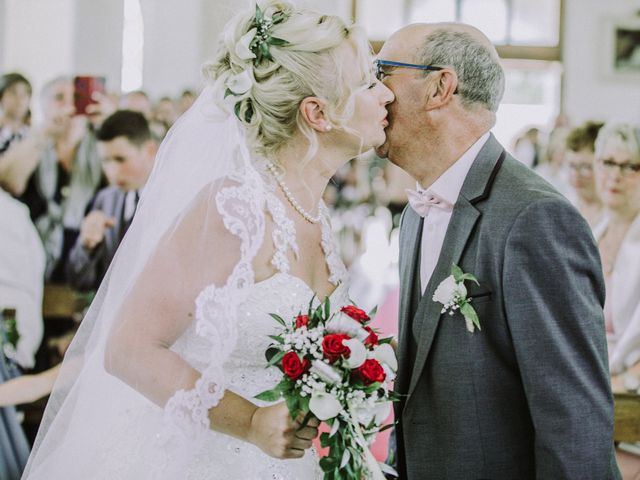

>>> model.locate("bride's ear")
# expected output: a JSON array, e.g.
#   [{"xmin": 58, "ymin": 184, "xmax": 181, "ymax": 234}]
[{"xmin": 299, "ymin": 97, "xmax": 331, "ymax": 133}]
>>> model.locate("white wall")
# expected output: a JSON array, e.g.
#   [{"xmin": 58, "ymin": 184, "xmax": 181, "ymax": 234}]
[
  {"xmin": 563, "ymin": 0, "xmax": 640, "ymax": 124},
  {"xmin": 2, "ymin": 0, "xmax": 76, "ymax": 109},
  {"xmin": 74, "ymin": 0, "xmax": 123, "ymax": 91},
  {"xmin": 140, "ymin": 0, "xmax": 205, "ymax": 98}
]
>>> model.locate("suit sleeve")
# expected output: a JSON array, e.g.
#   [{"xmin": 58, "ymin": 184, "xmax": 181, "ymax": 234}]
[
  {"xmin": 502, "ymin": 198, "xmax": 617, "ymax": 480},
  {"xmin": 66, "ymin": 192, "xmax": 108, "ymax": 292},
  {"xmin": 66, "ymin": 239, "xmax": 105, "ymax": 292}
]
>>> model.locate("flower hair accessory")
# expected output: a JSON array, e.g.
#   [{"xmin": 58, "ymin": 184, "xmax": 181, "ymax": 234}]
[
  {"xmin": 225, "ymin": 4, "xmax": 290, "ymax": 122},
  {"xmin": 433, "ymin": 264, "xmax": 481, "ymax": 333}
]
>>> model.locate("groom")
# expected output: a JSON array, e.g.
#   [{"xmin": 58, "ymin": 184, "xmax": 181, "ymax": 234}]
[{"xmin": 376, "ymin": 23, "xmax": 620, "ymax": 479}]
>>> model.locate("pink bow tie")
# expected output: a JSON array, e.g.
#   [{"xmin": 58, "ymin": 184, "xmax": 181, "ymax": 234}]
[{"xmin": 405, "ymin": 188, "xmax": 453, "ymax": 218}]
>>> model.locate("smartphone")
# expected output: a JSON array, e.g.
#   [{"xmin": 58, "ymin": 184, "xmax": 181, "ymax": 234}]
[{"xmin": 73, "ymin": 76, "xmax": 106, "ymax": 115}]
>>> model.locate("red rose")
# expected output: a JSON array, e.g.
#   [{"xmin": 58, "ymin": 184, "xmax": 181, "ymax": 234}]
[
  {"xmin": 363, "ymin": 326, "xmax": 379, "ymax": 348},
  {"xmin": 281, "ymin": 351, "xmax": 310, "ymax": 380},
  {"xmin": 322, "ymin": 333, "xmax": 351, "ymax": 363},
  {"xmin": 356, "ymin": 359, "xmax": 386, "ymax": 385},
  {"xmin": 295, "ymin": 315, "xmax": 310, "ymax": 329},
  {"xmin": 340, "ymin": 305, "xmax": 370, "ymax": 324}
]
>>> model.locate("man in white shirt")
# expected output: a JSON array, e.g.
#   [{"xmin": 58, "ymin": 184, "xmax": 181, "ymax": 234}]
[{"xmin": 376, "ymin": 23, "xmax": 619, "ymax": 479}]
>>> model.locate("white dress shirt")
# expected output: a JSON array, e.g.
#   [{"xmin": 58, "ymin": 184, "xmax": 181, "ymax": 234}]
[{"xmin": 419, "ymin": 133, "xmax": 490, "ymax": 293}]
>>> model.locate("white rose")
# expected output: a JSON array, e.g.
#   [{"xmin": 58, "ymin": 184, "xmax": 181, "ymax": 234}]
[
  {"xmin": 310, "ymin": 359, "xmax": 342, "ymax": 385},
  {"xmin": 309, "ymin": 390, "xmax": 342, "ymax": 421},
  {"xmin": 372, "ymin": 401, "xmax": 392, "ymax": 425},
  {"xmin": 371, "ymin": 343, "xmax": 397, "ymax": 372},
  {"xmin": 326, "ymin": 312, "xmax": 370, "ymax": 342},
  {"xmin": 433, "ymin": 275, "xmax": 463, "ymax": 304},
  {"xmin": 226, "ymin": 70, "xmax": 253, "ymax": 95},
  {"xmin": 235, "ymin": 28, "xmax": 257, "ymax": 60},
  {"xmin": 343, "ymin": 338, "xmax": 367, "ymax": 369}
]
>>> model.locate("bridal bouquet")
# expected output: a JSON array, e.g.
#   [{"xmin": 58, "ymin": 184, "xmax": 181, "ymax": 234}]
[{"xmin": 256, "ymin": 299, "xmax": 399, "ymax": 479}]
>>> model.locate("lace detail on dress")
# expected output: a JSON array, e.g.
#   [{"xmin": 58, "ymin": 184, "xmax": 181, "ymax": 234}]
[
  {"xmin": 163, "ymin": 168, "xmax": 266, "ymax": 440},
  {"xmin": 265, "ymin": 192, "xmax": 299, "ymax": 273},
  {"xmin": 319, "ymin": 201, "xmax": 347, "ymax": 285}
]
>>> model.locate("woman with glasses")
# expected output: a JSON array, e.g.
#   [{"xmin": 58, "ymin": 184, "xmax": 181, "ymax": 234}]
[
  {"xmin": 565, "ymin": 121, "xmax": 605, "ymax": 228},
  {"xmin": 592, "ymin": 122, "xmax": 640, "ymax": 386}
]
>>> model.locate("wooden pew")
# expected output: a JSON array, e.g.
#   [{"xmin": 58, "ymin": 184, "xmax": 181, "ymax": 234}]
[{"xmin": 614, "ymin": 392, "xmax": 640, "ymax": 443}]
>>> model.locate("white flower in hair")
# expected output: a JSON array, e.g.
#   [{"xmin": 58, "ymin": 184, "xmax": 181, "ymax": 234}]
[
  {"xmin": 235, "ymin": 28, "xmax": 257, "ymax": 60},
  {"xmin": 226, "ymin": 70, "xmax": 253, "ymax": 95}
]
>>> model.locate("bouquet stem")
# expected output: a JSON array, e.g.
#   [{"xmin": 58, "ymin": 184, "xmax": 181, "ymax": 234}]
[{"xmin": 347, "ymin": 404, "xmax": 386, "ymax": 480}]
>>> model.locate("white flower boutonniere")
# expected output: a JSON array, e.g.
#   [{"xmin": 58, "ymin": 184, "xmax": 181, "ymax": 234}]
[{"xmin": 433, "ymin": 264, "xmax": 481, "ymax": 333}]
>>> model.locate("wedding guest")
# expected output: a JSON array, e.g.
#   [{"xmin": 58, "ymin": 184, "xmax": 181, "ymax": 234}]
[
  {"xmin": 0, "ymin": 189, "xmax": 45, "ymax": 370},
  {"xmin": 0, "ymin": 188, "xmax": 45, "ymax": 480},
  {"xmin": 565, "ymin": 121, "xmax": 605, "ymax": 228},
  {"xmin": 0, "ymin": 73, "xmax": 32, "ymax": 156},
  {"xmin": 67, "ymin": 110, "xmax": 156, "ymax": 292},
  {"xmin": 513, "ymin": 127, "xmax": 541, "ymax": 169},
  {"xmin": 592, "ymin": 122, "xmax": 640, "ymax": 382},
  {"xmin": 150, "ymin": 96, "xmax": 177, "ymax": 140},
  {"xmin": 535, "ymin": 126, "xmax": 571, "ymax": 197},
  {"xmin": 120, "ymin": 90, "xmax": 152, "ymax": 119},
  {"xmin": 177, "ymin": 88, "xmax": 196, "ymax": 114},
  {"xmin": 0, "ymin": 76, "xmax": 107, "ymax": 281}
]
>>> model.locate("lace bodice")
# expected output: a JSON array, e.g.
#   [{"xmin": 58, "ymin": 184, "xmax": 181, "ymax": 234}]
[{"xmin": 162, "ymin": 173, "xmax": 349, "ymax": 479}]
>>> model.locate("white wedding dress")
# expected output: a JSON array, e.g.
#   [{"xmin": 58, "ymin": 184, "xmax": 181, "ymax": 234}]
[
  {"xmin": 31, "ymin": 186, "xmax": 348, "ymax": 480},
  {"xmin": 24, "ymin": 86, "xmax": 350, "ymax": 480}
]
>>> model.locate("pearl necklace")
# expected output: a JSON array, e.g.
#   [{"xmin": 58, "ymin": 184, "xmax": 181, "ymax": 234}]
[{"xmin": 267, "ymin": 162, "xmax": 322, "ymax": 224}]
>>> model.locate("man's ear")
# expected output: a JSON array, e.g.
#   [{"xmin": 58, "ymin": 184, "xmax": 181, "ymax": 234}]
[
  {"xmin": 299, "ymin": 97, "xmax": 330, "ymax": 132},
  {"xmin": 423, "ymin": 69, "xmax": 458, "ymax": 110},
  {"xmin": 144, "ymin": 140, "xmax": 158, "ymax": 161}
]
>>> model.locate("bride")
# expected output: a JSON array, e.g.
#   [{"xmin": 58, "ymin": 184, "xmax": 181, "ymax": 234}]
[{"xmin": 23, "ymin": 1, "xmax": 393, "ymax": 478}]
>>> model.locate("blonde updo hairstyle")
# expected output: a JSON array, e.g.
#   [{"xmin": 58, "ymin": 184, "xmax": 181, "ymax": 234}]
[{"xmin": 204, "ymin": 0, "xmax": 373, "ymax": 165}]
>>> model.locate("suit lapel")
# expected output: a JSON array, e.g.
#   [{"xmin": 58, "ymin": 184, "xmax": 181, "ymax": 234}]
[
  {"xmin": 396, "ymin": 206, "xmax": 423, "ymax": 396},
  {"xmin": 405, "ymin": 135, "xmax": 506, "ymax": 400}
]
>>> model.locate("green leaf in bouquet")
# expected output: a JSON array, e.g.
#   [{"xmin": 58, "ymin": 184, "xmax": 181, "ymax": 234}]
[
  {"xmin": 378, "ymin": 422, "xmax": 396, "ymax": 433},
  {"xmin": 268, "ymin": 313, "xmax": 287, "ymax": 327},
  {"xmin": 267, "ymin": 349, "xmax": 285, "ymax": 367},
  {"xmin": 329, "ymin": 417, "xmax": 340, "ymax": 438},
  {"xmin": 368, "ymin": 305, "xmax": 378, "ymax": 318},
  {"xmin": 267, "ymin": 335, "xmax": 284, "ymax": 344},
  {"xmin": 324, "ymin": 296, "xmax": 331, "ymax": 319},
  {"xmin": 340, "ymin": 448, "xmax": 351, "ymax": 469},
  {"xmin": 299, "ymin": 393, "xmax": 310, "ymax": 414},
  {"xmin": 320, "ymin": 431, "xmax": 331, "ymax": 448},
  {"xmin": 319, "ymin": 456, "xmax": 337, "ymax": 472},
  {"xmin": 254, "ymin": 387, "xmax": 283, "ymax": 402},
  {"xmin": 285, "ymin": 394, "xmax": 300, "ymax": 419}
]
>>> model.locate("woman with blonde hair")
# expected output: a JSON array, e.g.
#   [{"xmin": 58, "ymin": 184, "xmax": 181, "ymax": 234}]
[
  {"xmin": 592, "ymin": 122, "xmax": 640, "ymax": 383},
  {"xmin": 23, "ymin": 2, "xmax": 393, "ymax": 479}
]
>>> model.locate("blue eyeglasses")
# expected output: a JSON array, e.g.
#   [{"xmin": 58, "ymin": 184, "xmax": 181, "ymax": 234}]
[{"xmin": 374, "ymin": 59, "xmax": 444, "ymax": 81}]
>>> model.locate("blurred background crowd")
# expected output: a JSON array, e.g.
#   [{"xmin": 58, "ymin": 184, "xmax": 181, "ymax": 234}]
[{"xmin": 0, "ymin": 0, "xmax": 639, "ymax": 478}]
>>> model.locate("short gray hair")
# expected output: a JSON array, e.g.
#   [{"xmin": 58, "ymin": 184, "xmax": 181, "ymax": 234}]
[
  {"xmin": 417, "ymin": 29, "xmax": 505, "ymax": 112},
  {"xmin": 594, "ymin": 122, "xmax": 640, "ymax": 160}
]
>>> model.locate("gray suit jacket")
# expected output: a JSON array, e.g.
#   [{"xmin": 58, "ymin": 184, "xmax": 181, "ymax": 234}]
[
  {"xmin": 66, "ymin": 186, "xmax": 133, "ymax": 292},
  {"xmin": 395, "ymin": 134, "xmax": 620, "ymax": 479}
]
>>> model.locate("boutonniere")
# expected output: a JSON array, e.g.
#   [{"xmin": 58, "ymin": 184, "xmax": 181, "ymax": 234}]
[{"xmin": 433, "ymin": 264, "xmax": 481, "ymax": 333}]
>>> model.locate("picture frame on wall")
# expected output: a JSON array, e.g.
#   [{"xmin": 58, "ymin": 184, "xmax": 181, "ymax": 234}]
[{"xmin": 603, "ymin": 15, "xmax": 640, "ymax": 80}]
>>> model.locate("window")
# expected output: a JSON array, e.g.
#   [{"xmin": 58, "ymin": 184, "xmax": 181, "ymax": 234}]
[{"xmin": 121, "ymin": 0, "xmax": 144, "ymax": 93}]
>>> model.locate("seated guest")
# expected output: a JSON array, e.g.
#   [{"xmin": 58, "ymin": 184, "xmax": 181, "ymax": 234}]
[
  {"xmin": 0, "ymin": 189, "xmax": 45, "ymax": 369},
  {"xmin": 565, "ymin": 121, "xmax": 605, "ymax": 228},
  {"xmin": 535, "ymin": 126, "xmax": 571, "ymax": 197},
  {"xmin": 67, "ymin": 110, "xmax": 156, "ymax": 292},
  {"xmin": 0, "ymin": 76, "xmax": 108, "ymax": 281},
  {"xmin": 0, "ymin": 73, "xmax": 32, "ymax": 156},
  {"xmin": 0, "ymin": 189, "xmax": 45, "ymax": 480},
  {"xmin": 592, "ymin": 122, "xmax": 640, "ymax": 381}
]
